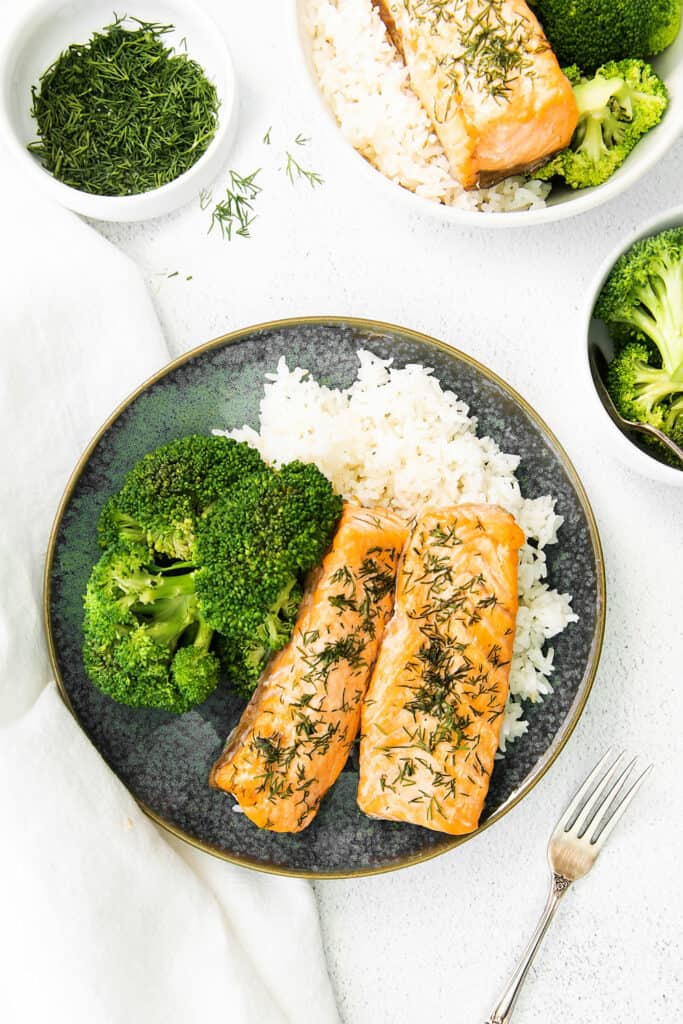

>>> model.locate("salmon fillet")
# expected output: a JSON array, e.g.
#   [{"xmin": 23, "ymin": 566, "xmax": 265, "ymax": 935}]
[
  {"xmin": 210, "ymin": 504, "xmax": 409, "ymax": 833},
  {"xmin": 358, "ymin": 504, "xmax": 524, "ymax": 835},
  {"xmin": 374, "ymin": 0, "xmax": 578, "ymax": 188}
]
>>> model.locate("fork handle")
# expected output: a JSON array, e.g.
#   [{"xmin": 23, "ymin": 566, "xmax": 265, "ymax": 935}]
[{"xmin": 484, "ymin": 873, "xmax": 571, "ymax": 1024}]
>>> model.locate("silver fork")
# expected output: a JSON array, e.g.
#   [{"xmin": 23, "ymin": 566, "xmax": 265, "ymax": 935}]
[{"xmin": 484, "ymin": 749, "xmax": 653, "ymax": 1024}]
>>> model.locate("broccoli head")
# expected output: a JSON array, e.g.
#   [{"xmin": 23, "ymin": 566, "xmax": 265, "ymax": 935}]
[
  {"xmin": 595, "ymin": 227, "xmax": 683, "ymax": 366},
  {"xmin": 213, "ymin": 579, "xmax": 303, "ymax": 699},
  {"xmin": 532, "ymin": 0, "xmax": 682, "ymax": 72},
  {"xmin": 607, "ymin": 343, "xmax": 683, "ymax": 464},
  {"xmin": 194, "ymin": 461, "xmax": 342, "ymax": 694},
  {"xmin": 86, "ymin": 437, "xmax": 343, "ymax": 706},
  {"xmin": 607, "ymin": 341, "xmax": 678, "ymax": 418},
  {"xmin": 98, "ymin": 435, "xmax": 265, "ymax": 559},
  {"xmin": 83, "ymin": 546, "xmax": 219, "ymax": 712},
  {"xmin": 597, "ymin": 227, "xmax": 683, "ymax": 463},
  {"xmin": 666, "ymin": 396, "xmax": 683, "ymax": 451},
  {"xmin": 535, "ymin": 61, "xmax": 668, "ymax": 190}
]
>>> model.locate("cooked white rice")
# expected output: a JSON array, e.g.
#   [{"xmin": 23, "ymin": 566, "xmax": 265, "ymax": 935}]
[
  {"xmin": 305, "ymin": 0, "xmax": 551, "ymax": 213},
  {"xmin": 220, "ymin": 350, "xmax": 577, "ymax": 750}
]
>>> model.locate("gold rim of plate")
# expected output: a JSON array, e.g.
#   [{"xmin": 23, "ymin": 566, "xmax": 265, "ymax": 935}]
[{"xmin": 43, "ymin": 316, "xmax": 607, "ymax": 879}]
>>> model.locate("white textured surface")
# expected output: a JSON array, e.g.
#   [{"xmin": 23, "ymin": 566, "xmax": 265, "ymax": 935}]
[
  {"xmin": 0, "ymin": 126, "xmax": 339, "ymax": 1024},
  {"xmin": 46, "ymin": 0, "xmax": 683, "ymax": 1020}
]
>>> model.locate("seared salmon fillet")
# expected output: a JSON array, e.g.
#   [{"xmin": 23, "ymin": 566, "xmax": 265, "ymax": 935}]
[
  {"xmin": 374, "ymin": 0, "xmax": 578, "ymax": 188},
  {"xmin": 358, "ymin": 504, "xmax": 524, "ymax": 835},
  {"xmin": 210, "ymin": 504, "xmax": 409, "ymax": 833}
]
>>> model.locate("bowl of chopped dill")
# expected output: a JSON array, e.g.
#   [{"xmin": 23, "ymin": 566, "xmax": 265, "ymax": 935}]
[{"xmin": 0, "ymin": 1, "xmax": 238, "ymax": 221}]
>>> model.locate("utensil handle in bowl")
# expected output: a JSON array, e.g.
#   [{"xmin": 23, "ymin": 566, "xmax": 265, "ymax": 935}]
[{"xmin": 483, "ymin": 873, "xmax": 571, "ymax": 1024}]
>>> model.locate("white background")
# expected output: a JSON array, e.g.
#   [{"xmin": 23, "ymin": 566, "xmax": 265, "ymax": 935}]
[{"xmin": 36, "ymin": 1, "xmax": 683, "ymax": 1021}]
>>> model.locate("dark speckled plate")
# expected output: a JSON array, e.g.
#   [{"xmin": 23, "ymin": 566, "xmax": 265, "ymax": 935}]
[{"xmin": 45, "ymin": 318, "xmax": 605, "ymax": 878}]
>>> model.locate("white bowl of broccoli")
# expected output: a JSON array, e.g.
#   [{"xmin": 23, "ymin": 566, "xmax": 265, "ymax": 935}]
[{"xmin": 585, "ymin": 207, "xmax": 683, "ymax": 485}]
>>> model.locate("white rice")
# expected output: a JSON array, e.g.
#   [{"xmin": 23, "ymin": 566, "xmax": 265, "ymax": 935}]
[
  {"xmin": 220, "ymin": 350, "xmax": 577, "ymax": 750},
  {"xmin": 305, "ymin": 0, "xmax": 551, "ymax": 213}
]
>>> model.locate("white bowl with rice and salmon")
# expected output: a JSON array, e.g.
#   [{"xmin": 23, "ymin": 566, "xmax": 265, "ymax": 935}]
[{"xmin": 291, "ymin": 0, "xmax": 683, "ymax": 226}]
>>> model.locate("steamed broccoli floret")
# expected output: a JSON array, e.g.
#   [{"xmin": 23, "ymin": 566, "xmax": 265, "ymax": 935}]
[
  {"xmin": 607, "ymin": 343, "xmax": 673, "ymax": 421},
  {"xmin": 607, "ymin": 344, "xmax": 683, "ymax": 464},
  {"xmin": 83, "ymin": 546, "xmax": 219, "ymax": 712},
  {"xmin": 194, "ymin": 461, "xmax": 342, "ymax": 695},
  {"xmin": 87, "ymin": 435, "xmax": 343, "ymax": 706},
  {"xmin": 595, "ymin": 227, "xmax": 683, "ymax": 360},
  {"xmin": 596, "ymin": 228, "xmax": 683, "ymax": 463},
  {"xmin": 532, "ymin": 0, "xmax": 682, "ymax": 72},
  {"xmin": 667, "ymin": 397, "xmax": 683, "ymax": 454},
  {"xmin": 98, "ymin": 435, "xmax": 265, "ymax": 559},
  {"xmin": 536, "ymin": 61, "xmax": 668, "ymax": 190},
  {"xmin": 213, "ymin": 579, "xmax": 304, "ymax": 698}
]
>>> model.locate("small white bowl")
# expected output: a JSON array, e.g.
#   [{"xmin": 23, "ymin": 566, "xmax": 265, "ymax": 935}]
[
  {"xmin": 0, "ymin": 0, "xmax": 238, "ymax": 221},
  {"xmin": 292, "ymin": 0, "xmax": 683, "ymax": 228},
  {"xmin": 583, "ymin": 206, "xmax": 683, "ymax": 486}
]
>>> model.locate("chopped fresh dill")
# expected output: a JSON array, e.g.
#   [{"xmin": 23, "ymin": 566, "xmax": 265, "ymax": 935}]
[
  {"xmin": 28, "ymin": 16, "xmax": 220, "ymax": 195},
  {"xmin": 295, "ymin": 132, "xmax": 310, "ymax": 146},
  {"xmin": 263, "ymin": 126, "xmax": 272, "ymax": 145},
  {"xmin": 199, "ymin": 187, "xmax": 213, "ymax": 210},
  {"xmin": 459, "ymin": 1, "xmax": 537, "ymax": 101},
  {"xmin": 209, "ymin": 169, "xmax": 262, "ymax": 240},
  {"xmin": 408, "ymin": 0, "xmax": 538, "ymax": 105},
  {"xmin": 284, "ymin": 151, "xmax": 324, "ymax": 188}
]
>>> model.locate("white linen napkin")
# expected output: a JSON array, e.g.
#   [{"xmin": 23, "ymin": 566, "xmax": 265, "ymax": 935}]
[{"xmin": 0, "ymin": 155, "xmax": 340, "ymax": 1024}]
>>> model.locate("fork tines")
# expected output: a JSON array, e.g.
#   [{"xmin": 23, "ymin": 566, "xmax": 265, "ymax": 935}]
[{"xmin": 556, "ymin": 749, "xmax": 653, "ymax": 849}]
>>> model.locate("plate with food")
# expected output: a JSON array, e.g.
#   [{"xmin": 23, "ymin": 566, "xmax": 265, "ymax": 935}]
[
  {"xmin": 45, "ymin": 318, "xmax": 605, "ymax": 876},
  {"xmin": 293, "ymin": 0, "xmax": 683, "ymax": 224}
]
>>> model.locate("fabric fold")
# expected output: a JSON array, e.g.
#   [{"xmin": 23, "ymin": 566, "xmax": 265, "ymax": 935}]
[{"xmin": 0, "ymin": 151, "xmax": 339, "ymax": 1024}]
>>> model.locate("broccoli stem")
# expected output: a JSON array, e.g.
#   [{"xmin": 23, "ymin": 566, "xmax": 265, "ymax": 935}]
[
  {"xmin": 665, "ymin": 395, "xmax": 683, "ymax": 432},
  {"xmin": 260, "ymin": 578, "xmax": 301, "ymax": 645},
  {"xmin": 573, "ymin": 75, "xmax": 630, "ymax": 163},
  {"xmin": 574, "ymin": 76, "xmax": 622, "ymax": 114},
  {"xmin": 579, "ymin": 114, "xmax": 609, "ymax": 163},
  {"xmin": 629, "ymin": 266, "xmax": 683, "ymax": 379},
  {"xmin": 111, "ymin": 567, "xmax": 201, "ymax": 651},
  {"xmin": 140, "ymin": 594, "xmax": 198, "ymax": 648},
  {"xmin": 244, "ymin": 642, "xmax": 269, "ymax": 674},
  {"xmin": 633, "ymin": 362, "xmax": 683, "ymax": 411},
  {"xmin": 114, "ymin": 566, "xmax": 197, "ymax": 605},
  {"xmin": 650, "ymin": 263, "xmax": 683, "ymax": 379},
  {"xmin": 191, "ymin": 617, "xmax": 214, "ymax": 653}
]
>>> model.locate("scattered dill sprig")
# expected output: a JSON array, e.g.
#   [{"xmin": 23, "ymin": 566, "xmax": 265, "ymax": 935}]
[
  {"xmin": 284, "ymin": 150, "xmax": 324, "ymax": 188},
  {"xmin": 28, "ymin": 15, "xmax": 220, "ymax": 196},
  {"xmin": 263, "ymin": 126, "xmax": 272, "ymax": 145},
  {"xmin": 199, "ymin": 187, "xmax": 213, "ymax": 210},
  {"xmin": 294, "ymin": 132, "xmax": 310, "ymax": 146},
  {"xmin": 209, "ymin": 169, "xmax": 262, "ymax": 240}
]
